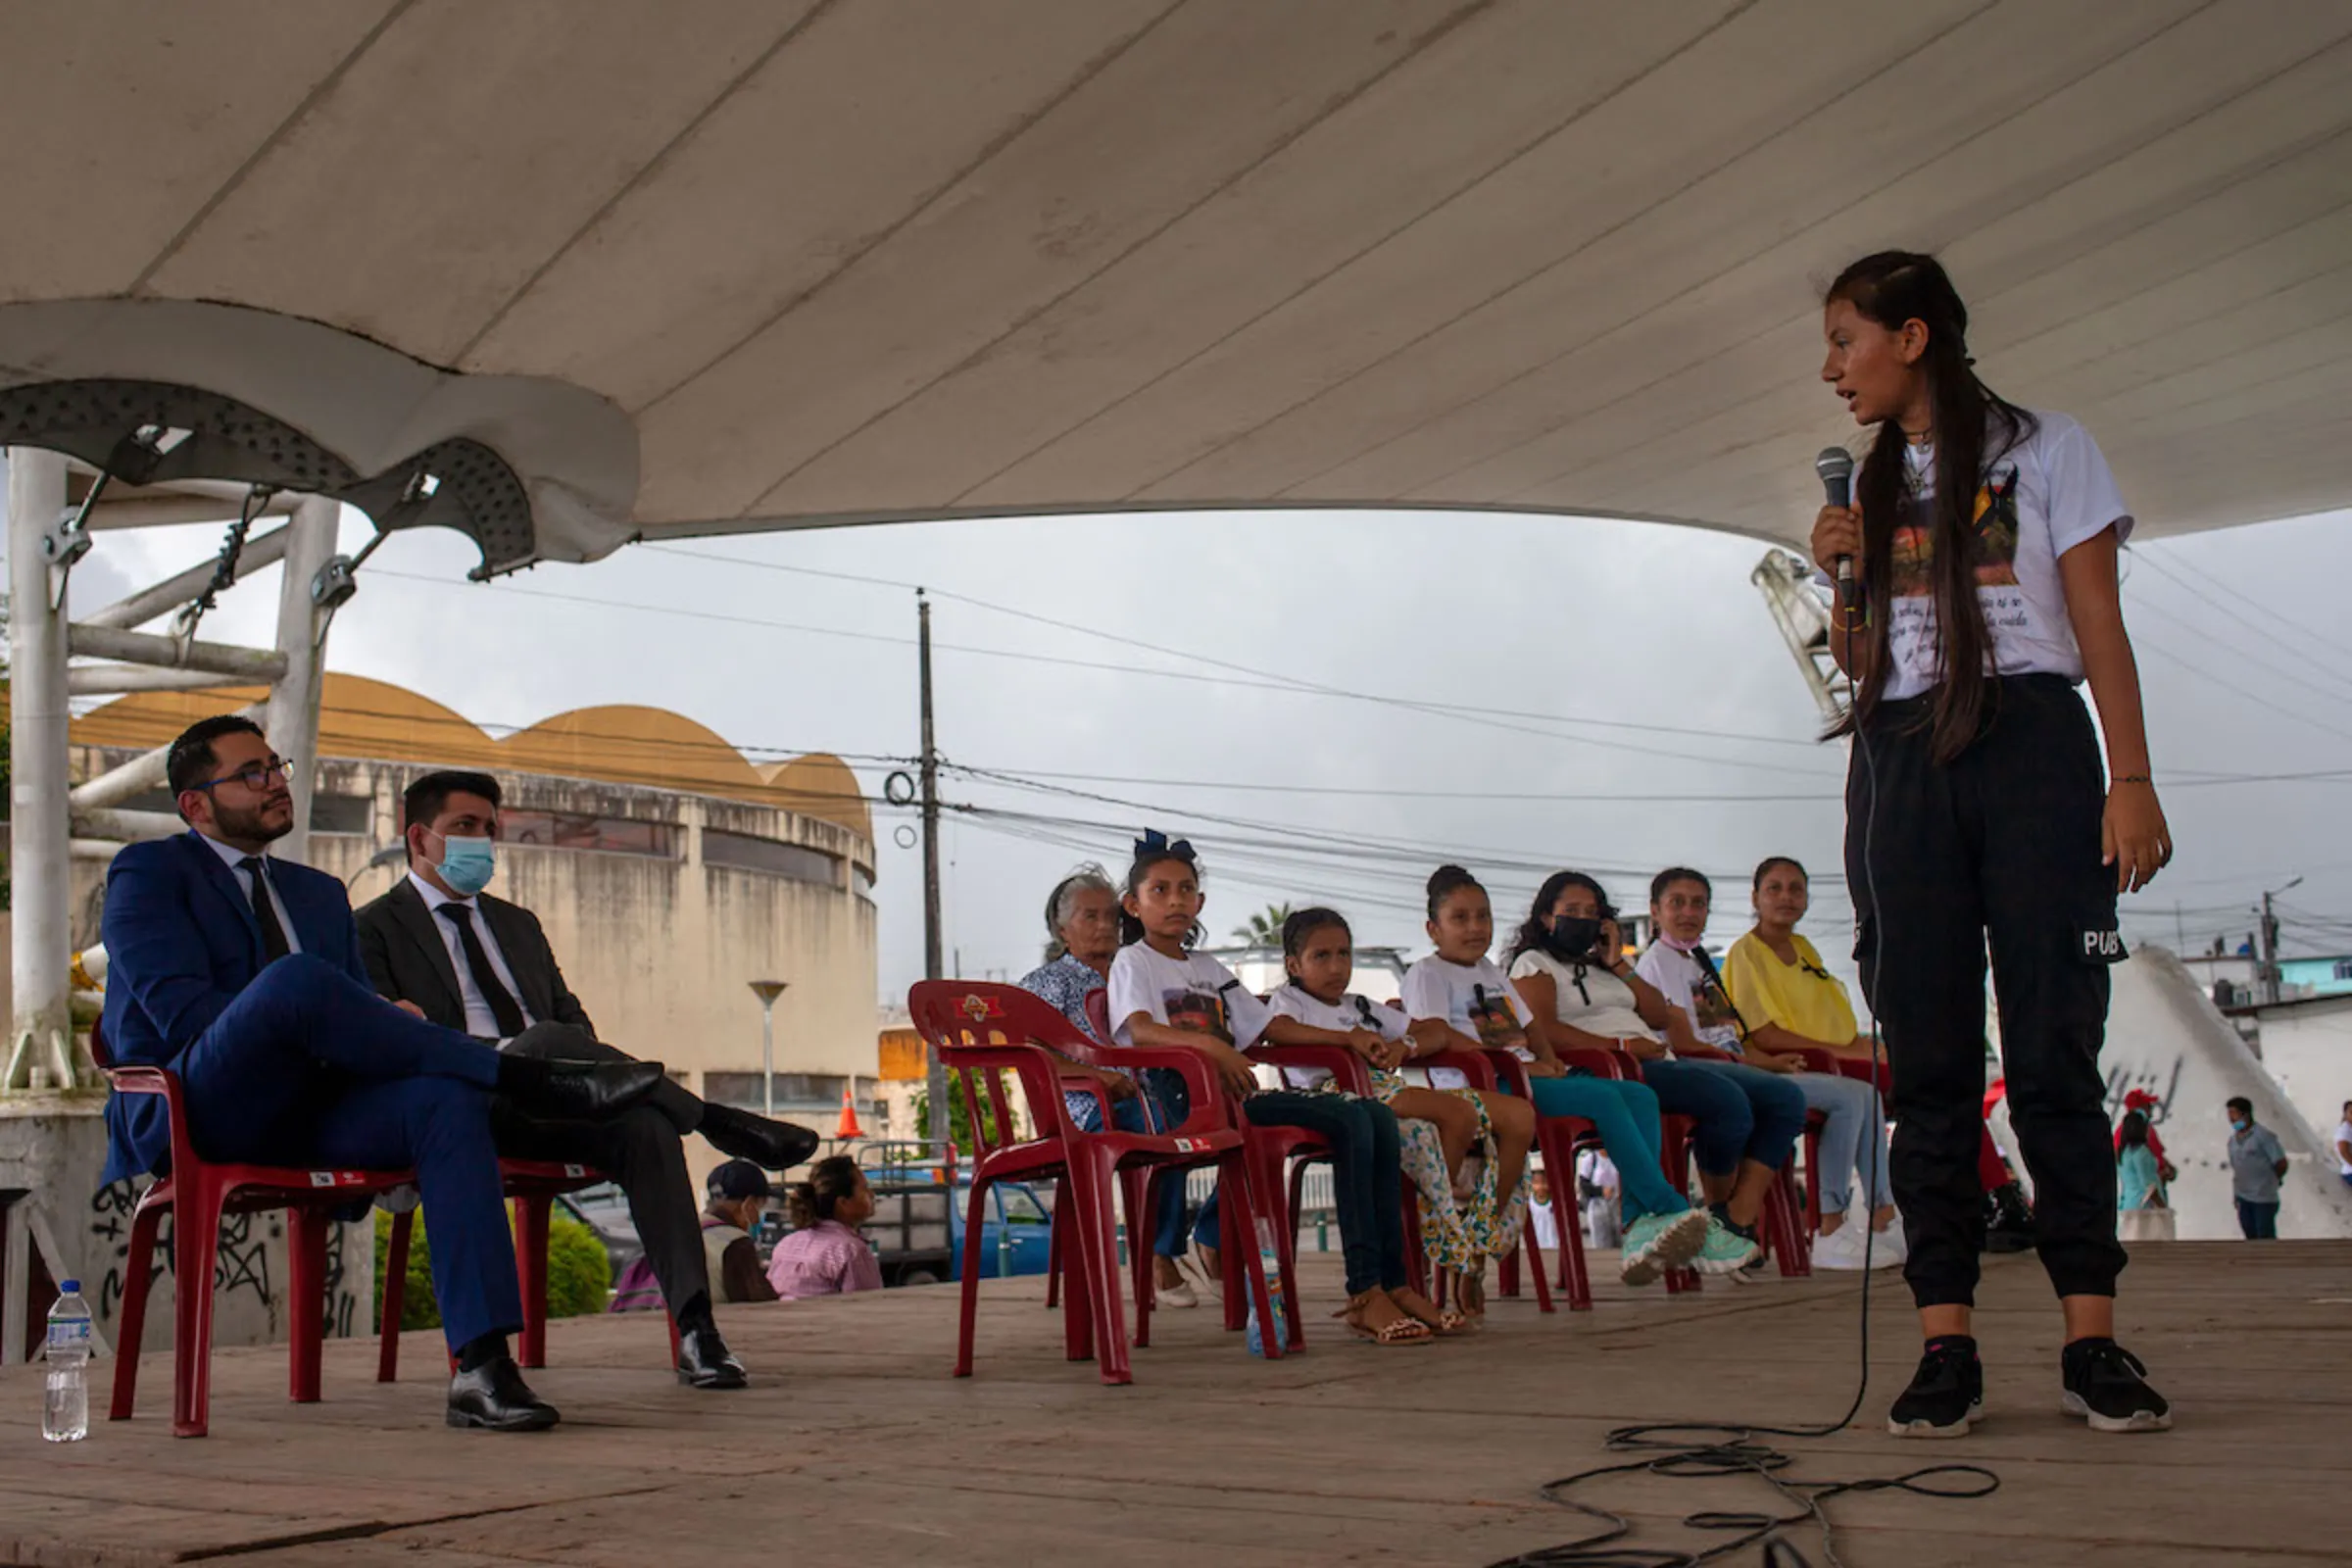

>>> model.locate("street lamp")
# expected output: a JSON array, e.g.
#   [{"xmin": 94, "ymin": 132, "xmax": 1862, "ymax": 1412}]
[{"xmin": 749, "ymin": 980, "xmax": 788, "ymax": 1116}]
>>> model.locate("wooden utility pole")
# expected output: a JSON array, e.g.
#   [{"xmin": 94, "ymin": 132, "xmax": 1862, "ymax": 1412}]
[{"xmin": 918, "ymin": 592, "xmax": 949, "ymax": 1145}]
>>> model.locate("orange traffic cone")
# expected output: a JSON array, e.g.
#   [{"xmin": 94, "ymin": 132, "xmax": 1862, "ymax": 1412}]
[{"xmin": 833, "ymin": 1083, "xmax": 866, "ymax": 1141}]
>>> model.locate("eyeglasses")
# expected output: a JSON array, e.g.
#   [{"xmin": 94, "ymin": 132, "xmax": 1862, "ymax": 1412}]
[{"xmin": 192, "ymin": 757, "xmax": 291, "ymax": 794}]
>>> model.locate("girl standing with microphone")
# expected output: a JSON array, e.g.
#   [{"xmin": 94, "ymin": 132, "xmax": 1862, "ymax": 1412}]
[{"xmin": 1812, "ymin": 251, "xmax": 2173, "ymax": 1438}]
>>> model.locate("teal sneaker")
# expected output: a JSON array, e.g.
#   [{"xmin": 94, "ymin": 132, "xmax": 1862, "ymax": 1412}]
[
  {"xmin": 1618, "ymin": 1208, "xmax": 1709, "ymax": 1286},
  {"xmin": 1693, "ymin": 1217, "xmax": 1762, "ymax": 1275}
]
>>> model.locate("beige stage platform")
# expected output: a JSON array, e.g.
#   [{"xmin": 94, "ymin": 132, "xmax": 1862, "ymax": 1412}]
[{"xmin": 2, "ymin": 1242, "xmax": 2342, "ymax": 1568}]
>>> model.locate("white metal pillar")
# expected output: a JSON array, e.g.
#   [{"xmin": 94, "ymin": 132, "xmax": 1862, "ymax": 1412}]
[
  {"xmin": 7, "ymin": 449, "xmax": 74, "ymax": 1090},
  {"xmin": 262, "ymin": 496, "xmax": 339, "ymax": 867}
]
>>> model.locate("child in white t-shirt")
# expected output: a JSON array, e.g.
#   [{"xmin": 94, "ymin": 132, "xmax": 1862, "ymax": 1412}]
[
  {"xmin": 1105, "ymin": 832, "xmax": 1427, "ymax": 1346},
  {"xmin": 1269, "ymin": 906, "xmax": 1522, "ymax": 1329}
]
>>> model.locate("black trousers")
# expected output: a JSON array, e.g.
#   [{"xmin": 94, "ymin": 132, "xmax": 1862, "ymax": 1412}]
[
  {"xmin": 493, "ymin": 1023, "xmax": 711, "ymax": 1318},
  {"xmin": 1847, "ymin": 675, "xmax": 2128, "ymax": 1309}
]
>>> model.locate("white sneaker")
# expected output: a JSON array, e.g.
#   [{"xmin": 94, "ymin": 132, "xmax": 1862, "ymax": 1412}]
[
  {"xmin": 1152, "ymin": 1277, "xmax": 1200, "ymax": 1308},
  {"xmin": 1869, "ymin": 1214, "xmax": 1907, "ymax": 1270},
  {"xmin": 1811, "ymin": 1221, "xmax": 1872, "ymax": 1271}
]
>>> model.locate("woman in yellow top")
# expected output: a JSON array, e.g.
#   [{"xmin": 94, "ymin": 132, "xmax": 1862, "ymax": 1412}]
[{"xmin": 1722, "ymin": 857, "xmax": 1898, "ymax": 1269}]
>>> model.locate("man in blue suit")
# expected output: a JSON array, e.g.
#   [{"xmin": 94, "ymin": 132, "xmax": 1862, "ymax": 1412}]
[{"xmin": 100, "ymin": 714, "xmax": 667, "ymax": 1432}]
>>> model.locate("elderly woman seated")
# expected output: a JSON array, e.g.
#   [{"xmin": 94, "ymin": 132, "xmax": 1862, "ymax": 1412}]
[{"xmin": 1016, "ymin": 865, "xmax": 1218, "ymax": 1306}]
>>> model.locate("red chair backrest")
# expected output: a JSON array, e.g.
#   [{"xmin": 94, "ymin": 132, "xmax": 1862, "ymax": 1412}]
[
  {"xmin": 907, "ymin": 982, "xmax": 1099, "ymax": 1164},
  {"xmin": 1083, "ymin": 987, "xmax": 1112, "ymax": 1046}
]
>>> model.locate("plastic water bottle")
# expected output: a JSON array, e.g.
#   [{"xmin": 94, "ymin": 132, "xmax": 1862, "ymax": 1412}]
[
  {"xmin": 44, "ymin": 1281, "xmax": 92, "ymax": 1443},
  {"xmin": 1245, "ymin": 1217, "xmax": 1287, "ymax": 1358}
]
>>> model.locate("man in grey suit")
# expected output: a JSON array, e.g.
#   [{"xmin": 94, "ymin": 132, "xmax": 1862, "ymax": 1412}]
[{"xmin": 356, "ymin": 770, "xmax": 816, "ymax": 1391}]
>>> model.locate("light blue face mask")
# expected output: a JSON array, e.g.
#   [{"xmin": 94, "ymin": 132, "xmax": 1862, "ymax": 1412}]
[{"xmin": 434, "ymin": 833, "xmax": 496, "ymax": 897}]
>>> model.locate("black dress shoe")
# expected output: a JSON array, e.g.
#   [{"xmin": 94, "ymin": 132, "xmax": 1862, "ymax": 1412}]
[
  {"xmin": 699, "ymin": 1103, "xmax": 820, "ymax": 1170},
  {"xmin": 447, "ymin": 1355, "xmax": 561, "ymax": 1431},
  {"xmin": 515, "ymin": 1059, "xmax": 669, "ymax": 1122},
  {"xmin": 676, "ymin": 1325, "xmax": 748, "ymax": 1390}
]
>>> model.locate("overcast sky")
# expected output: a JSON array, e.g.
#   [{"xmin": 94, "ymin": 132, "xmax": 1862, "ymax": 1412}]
[{"xmin": 46, "ymin": 492, "xmax": 2352, "ymax": 1004}]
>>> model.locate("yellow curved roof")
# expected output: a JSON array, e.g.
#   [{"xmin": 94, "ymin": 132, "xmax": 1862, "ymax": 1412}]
[{"xmin": 72, "ymin": 673, "xmax": 872, "ymax": 843}]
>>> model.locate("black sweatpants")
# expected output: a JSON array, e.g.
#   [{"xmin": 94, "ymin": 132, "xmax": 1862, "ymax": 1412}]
[{"xmin": 1847, "ymin": 674, "xmax": 2128, "ymax": 1309}]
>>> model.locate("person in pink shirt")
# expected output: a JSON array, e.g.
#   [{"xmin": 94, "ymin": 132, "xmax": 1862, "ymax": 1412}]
[{"xmin": 764, "ymin": 1155, "xmax": 883, "ymax": 1300}]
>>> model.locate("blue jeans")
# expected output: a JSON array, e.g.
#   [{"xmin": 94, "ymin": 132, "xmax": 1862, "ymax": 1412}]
[
  {"xmin": 174, "ymin": 955, "xmax": 520, "ymax": 1350},
  {"xmin": 2236, "ymin": 1198, "xmax": 2279, "ymax": 1240},
  {"xmin": 1520, "ymin": 1074, "xmax": 1690, "ymax": 1223},
  {"xmin": 1642, "ymin": 1056, "xmax": 1806, "ymax": 1178},
  {"xmin": 1244, "ymin": 1092, "xmax": 1405, "ymax": 1296},
  {"xmin": 1792, "ymin": 1071, "xmax": 1892, "ymax": 1215}
]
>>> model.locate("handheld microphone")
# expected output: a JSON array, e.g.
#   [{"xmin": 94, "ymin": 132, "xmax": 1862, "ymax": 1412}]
[{"xmin": 1816, "ymin": 447, "xmax": 1856, "ymax": 604}]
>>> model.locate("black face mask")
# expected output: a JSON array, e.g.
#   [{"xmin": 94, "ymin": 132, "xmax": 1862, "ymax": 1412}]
[{"xmin": 1549, "ymin": 915, "xmax": 1603, "ymax": 957}]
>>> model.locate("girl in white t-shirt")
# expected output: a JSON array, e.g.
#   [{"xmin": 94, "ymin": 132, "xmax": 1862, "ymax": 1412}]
[
  {"xmin": 1268, "ymin": 906, "xmax": 1518, "ymax": 1329},
  {"xmin": 1405, "ymin": 865, "xmax": 1733, "ymax": 1287},
  {"xmin": 1813, "ymin": 250, "xmax": 2171, "ymax": 1434},
  {"xmin": 1106, "ymin": 831, "xmax": 1429, "ymax": 1346}
]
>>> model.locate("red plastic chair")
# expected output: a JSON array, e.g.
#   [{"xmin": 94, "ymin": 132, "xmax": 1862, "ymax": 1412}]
[
  {"xmin": 97, "ymin": 1022, "xmax": 416, "ymax": 1439},
  {"xmin": 1246, "ymin": 1038, "xmax": 1431, "ymax": 1302},
  {"xmin": 376, "ymin": 1159, "xmax": 680, "ymax": 1382},
  {"xmin": 1414, "ymin": 1048, "xmax": 1556, "ymax": 1314},
  {"xmin": 1630, "ymin": 1050, "xmax": 1812, "ymax": 1283},
  {"xmin": 1785, "ymin": 1047, "xmax": 1889, "ymax": 1253},
  {"xmin": 909, "ymin": 981, "xmax": 1279, "ymax": 1386},
  {"xmin": 1077, "ymin": 987, "xmax": 1312, "ymax": 1349},
  {"xmin": 1480, "ymin": 1046, "xmax": 1617, "ymax": 1310}
]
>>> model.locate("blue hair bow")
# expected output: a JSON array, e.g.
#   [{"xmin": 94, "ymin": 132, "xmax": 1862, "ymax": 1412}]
[{"xmin": 1133, "ymin": 828, "xmax": 1197, "ymax": 862}]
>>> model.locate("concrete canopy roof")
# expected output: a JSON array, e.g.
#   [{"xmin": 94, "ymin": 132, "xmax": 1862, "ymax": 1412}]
[{"xmin": 3, "ymin": 2, "xmax": 2347, "ymax": 575}]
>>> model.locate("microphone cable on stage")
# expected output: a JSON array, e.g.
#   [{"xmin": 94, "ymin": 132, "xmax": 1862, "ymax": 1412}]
[{"xmin": 1486, "ymin": 520, "xmax": 2002, "ymax": 1568}]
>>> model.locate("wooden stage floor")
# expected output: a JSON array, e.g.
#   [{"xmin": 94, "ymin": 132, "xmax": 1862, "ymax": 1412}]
[{"xmin": 3, "ymin": 1241, "xmax": 2344, "ymax": 1567}]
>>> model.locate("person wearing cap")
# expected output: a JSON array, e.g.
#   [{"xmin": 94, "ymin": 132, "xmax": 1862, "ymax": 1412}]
[{"xmin": 704, "ymin": 1161, "xmax": 781, "ymax": 1304}]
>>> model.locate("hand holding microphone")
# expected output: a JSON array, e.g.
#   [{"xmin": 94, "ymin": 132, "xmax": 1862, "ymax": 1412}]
[{"xmin": 1810, "ymin": 447, "xmax": 1861, "ymax": 626}]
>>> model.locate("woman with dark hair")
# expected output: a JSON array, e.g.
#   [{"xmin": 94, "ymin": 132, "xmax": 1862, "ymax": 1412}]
[
  {"xmin": 1503, "ymin": 871, "xmax": 1787, "ymax": 1275},
  {"xmin": 1814, "ymin": 250, "xmax": 2171, "ymax": 1435},
  {"xmin": 764, "ymin": 1155, "xmax": 883, "ymax": 1300}
]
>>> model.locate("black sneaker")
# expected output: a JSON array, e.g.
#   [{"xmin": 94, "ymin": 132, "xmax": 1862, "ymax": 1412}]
[
  {"xmin": 1984, "ymin": 1182, "xmax": 2034, "ymax": 1254},
  {"xmin": 2061, "ymin": 1339, "xmax": 2172, "ymax": 1433},
  {"xmin": 1887, "ymin": 1338, "xmax": 1984, "ymax": 1438}
]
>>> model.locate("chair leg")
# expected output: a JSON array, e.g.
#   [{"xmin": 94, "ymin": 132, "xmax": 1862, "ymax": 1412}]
[
  {"xmin": 108, "ymin": 1193, "xmax": 167, "ymax": 1422},
  {"xmin": 172, "ymin": 1184, "xmax": 224, "ymax": 1439},
  {"xmin": 1226, "ymin": 1150, "xmax": 1282, "ymax": 1361},
  {"xmin": 1399, "ymin": 1182, "xmax": 1427, "ymax": 1298},
  {"xmin": 514, "ymin": 1195, "xmax": 552, "ymax": 1369},
  {"xmin": 1069, "ymin": 1151, "xmax": 1132, "ymax": 1385},
  {"xmin": 953, "ymin": 1177, "xmax": 994, "ymax": 1377},
  {"xmin": 287, "ymin": 1207, "xmax": 327, "ymax": 1403},
  {"xmin": 1545, "ymin": 1123, "xmax": 1592, "ymax": 1311},
  {"xmin": 377, "ymin": 1209, "xmax": 413, "ymax": 1384},
  {"xmin": 1520, "ymin": 1208, "xmax": 1556, "ymax": 1314},
  {"xmin": 1127, "ymin": 1167, "xmax": 1156, "ymax": 1350},
  {"xmin": 1218, "ymin": 1175, "xmax": 1248, "ymax": 1334},
  {"xmin": 1262, "ymin": 1146, "xmax": 1305, "ymax": 1352},
  {"xmin": 1044, "ymin": 1188, "xmax": 1062, "ymax": 1311}
]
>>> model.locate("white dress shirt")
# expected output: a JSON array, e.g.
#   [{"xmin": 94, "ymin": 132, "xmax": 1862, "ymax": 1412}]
[
  {"xmin": 407, "ymin": 871, "xmax": 535, "ymax": 1041},
  {"xmin": 202, "ymin": 833, "xmax": 301, "ymax": 955}
]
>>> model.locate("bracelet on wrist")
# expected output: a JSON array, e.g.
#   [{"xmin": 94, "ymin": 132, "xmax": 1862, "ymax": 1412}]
[{"xmin": 2113, "ymin": 773, "xmax": 2152, "ymax": 785}]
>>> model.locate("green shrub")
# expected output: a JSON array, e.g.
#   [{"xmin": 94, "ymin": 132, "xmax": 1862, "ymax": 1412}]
[{"xmin": 372, "ymin": 1206, "xmax": 613, "ymax": 1333}]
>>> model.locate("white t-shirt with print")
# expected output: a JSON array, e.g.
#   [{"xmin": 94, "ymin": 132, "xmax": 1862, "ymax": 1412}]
[
  {"xmin": 1880, "ymin": 410, "xmax": 2132, "ymax": 701},
  {"xmin": 2335, "ymin": 1118, "xmax": 2352, "ymax": 1177},
  {"xmin": 1506, "ymin": 948, "xmax": 1653, "ymax": 1042},
  {"xmin": 1265, "ymin": 984, "xmax": 1408, "ymax": 1091},
  {"xmin": 1402, "ymin": 955, "xmax": 1532, "ymax": 1090},
  {"xmin": 1635, "ymin": 943, "xmax": 1745, "ymax": 1055},
  {"xmin": 1105, "ymin": 943, "xmax": 1271, "ymax": 1051}
]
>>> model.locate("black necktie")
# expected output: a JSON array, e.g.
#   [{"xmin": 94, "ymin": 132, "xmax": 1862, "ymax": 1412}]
[
  {"xmin": 438, "ymin": 903, "xmax": 528, "ymax": 1038},
  {"xmin": 238, "ymin": 857, "xmax": 291, "ymax": 963}
]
